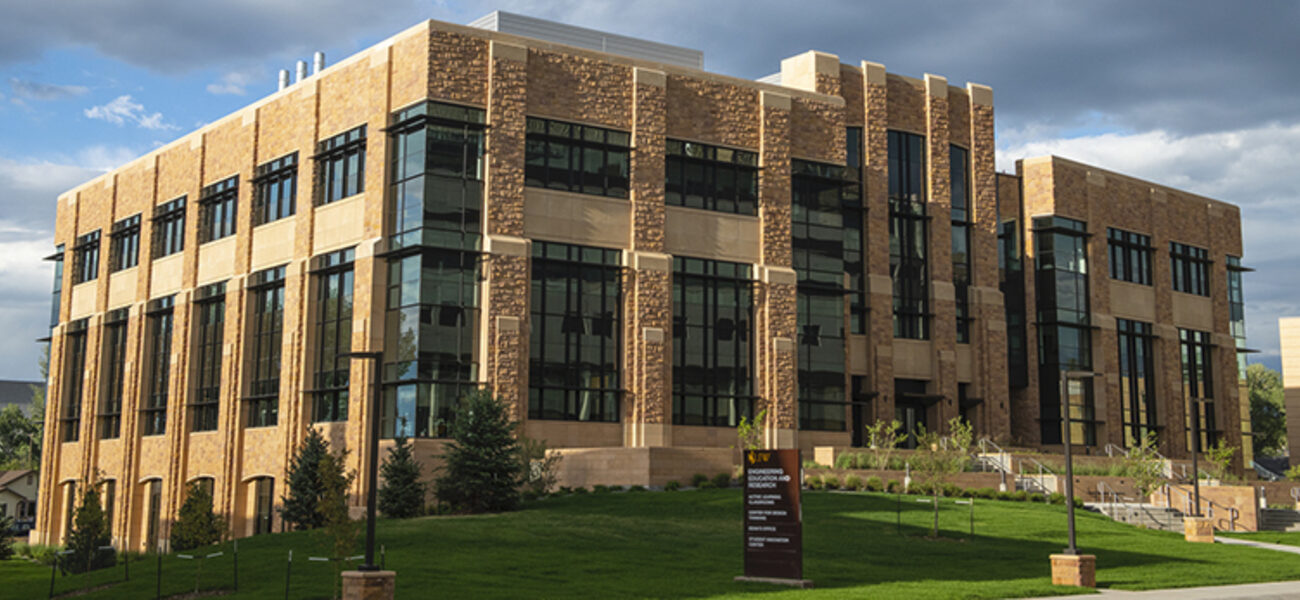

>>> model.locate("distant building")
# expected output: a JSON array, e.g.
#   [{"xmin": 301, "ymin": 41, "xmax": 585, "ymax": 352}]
[
  {"xmin": 35, "ymin": 12, "xmax": 1248, "ymax": 550},
  {"xmin": 0, "ymin": 469, "xmax": 38, "ymax": 535}
]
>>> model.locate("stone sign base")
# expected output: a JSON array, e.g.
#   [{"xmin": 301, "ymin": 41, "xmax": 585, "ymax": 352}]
[
  {"xmin": 734, "ymin": 575, "xmax": 814, "ymax": 588},
  {"xmin": 342, "ymin": 570, "xmax": 396, "ymax": 600},
  {"xmin": 1049, "ymin": 553, "xmax": 1096, "ymax": 587},
  {"xmin": 1184, "ymin": 516, "xmax": 1215, "ymax": 543}
]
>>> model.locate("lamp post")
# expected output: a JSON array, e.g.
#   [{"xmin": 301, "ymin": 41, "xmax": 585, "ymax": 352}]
[
  {"xmin": 1188, "ymin": 396, "xmax": 1207, "ymax": 517},
  {"xmin": 340, "ymin": 350, "xmax": 383, "ymax": 571},
  {"xmin": 1059, "ymin": 370, "xmax": 1101, "ymax": 555}
]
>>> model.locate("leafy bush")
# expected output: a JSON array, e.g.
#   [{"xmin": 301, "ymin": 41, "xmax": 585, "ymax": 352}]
[
  {"xmin": 1286, "ymin": 465, "xmax": 1300, "ymax": 482},
  {"xmin": 885, "ymin": 479, "xmax": 900, "ymax": 493},
  {"xmin": 379, "ymin": 436, "xmax": 426, "ymax": 519},
  {"xmin": 844, "ymin": 474, "xmax": 863, "ymax": 491},
  {"xmin": 0, "ymin": 516, "xmax": 12, "ymax": 560},
  {"xmin": 736, "ymin": 408, "xmax": 767, "ymax": 450},
  {"xmin": 572, "ymin": 487, "xmax": 588, "ymax": 494},
  {"xmin": 520, "ymin": 437, "xmax": 562, "ymax": 496},
  {"xmin": 711, "ymin": 473, "xmax": 732, "ymax": 488},
  {"xmin": 691, "ymin": 474, "xmax": 709, "ymax": 487},
  {"xmin": 698, "ymin": 481, "xmax": 717, "ymax": 490},
  {"xmin": 435, "ymin": 390, "xmax": 525, "ymax": 514},
  {"xmin": 593, "ymin": 485, "xmax": 612, "ymax": 494},
  {"xmin": 864, "ymin": 476, "xmax": 882, "ymax": 491},
  {"xmin": 1012, "ymin": 491, "xmax": 1029, "ymax": 502},
  {"xmin": 664, "ymin": 481, "xmax": 681, "ymax": 492},
  {"xmin": 628, "ymin": 485, "xmax": 647, "ymax": 492},
  {"xmin": 805, "ymin": 476, "xmax": 824, "ymax": 490},
  {"xmin": 822, "ymin": 475, "xmax": 841, "ymax": 490},
  {"xmin": 1048, "ymin": 492, "xmax": 1065, "ymax": 505}
]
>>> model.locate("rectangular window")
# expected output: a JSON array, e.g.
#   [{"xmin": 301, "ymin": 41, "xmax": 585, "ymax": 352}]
[
  {"xmin": 247, "ymin": 266, "xmax": 285, "ymax": 428},
  {"xmin": 61, "ymin": 319, "xmax": 89, "ymax": 442},
  {"xmin": 252, "ymin": 152, "xmax": 298, "ymax": 226},
  {"xmin": 1107, "ymin": 228, "xmax": 1152, "ymax": 285},
  {"xmin": 525, "ymin": 117, "xmax": 629, "ymax": 199},
  {"xmin": 664, "ymin": 139, "xmax": 758, "ymax": 215},
  {"xmin": 72, "ymin": 230, "xmax": 101, "ymax": 284},
  {"xmin": 49, "ymin": 245, "xmax": 65, "ymax": 328},
  {"xmin": 383, "ymin": 249, "xmax": 480, "ymax": 438},
  {"xmin": 529, "ymin": 242, "xmax": 621, "ymax": 422},
  {"xmin": 1227, "ymin": 255, "xmax": 1248, "ymax": 381},
  {"xmin": 951, "ymin": 145, "xmax": 972, "ymax": 343},
  {"xmin": 388, "ymin": 101, "xmax": 485, "ymax": 251},
  {"xmin": 316, "ymin": 125, "xmax": 366, "ymax": 205},
  {"xmin": 889, "ymin": 131, "xmax": 928, "ymax": 339},
  {"xmin": 1181, "ymin": 328, "xmax": 1216, "ymax": 451},
  {"xmin": 253, "ymin": 477, "xmax": 274, "ymax": 535},
  {"xmin": 1170, "ymin": 242, "xmax": 1210, "ymax": 296},
  {"xmin": 998, "ymin": 221, "xmax": 1028, "ymax": 388},
  {"xmin": 673, "ymin": 257, "xmax": 754, "ymax": 426},
  {"xmin": 191, "ymin": 282, "xmax": 225, "ymax": 432},
  {"xmin": 146, "ymin": 479, "xmax": 162, "ymax": 551},
  {"xmin": 143, "ymin": 296, "xmax": 174, "ymax": 436},
  {"xmin": 152, "ymin": 197, "xmax": 186, "ymax": 258},
  {"xmin": 312, "ymin": 249, "xmax": 354, "ymax": 423},
  {"xmin": 199, "ymin": 175, "xmax": 238, "ymax": 243},
  {"xmin": 99, "ymin": 309, "xmax": 129, "ymax": 440},
  {"xmin": 1033, "ymin": 216, "xmax": 1094, "ymax": 445},
  {"xmin": 1117, "ymin": 319, "xmax": 1157, "ymax": 448},
  {"xmin": 109, "ymin": 214, "xmax": 141, "ymax": 272},
  {"xmin": 101, "ymin": 479, "xmax": 115, "ymax": 531}
]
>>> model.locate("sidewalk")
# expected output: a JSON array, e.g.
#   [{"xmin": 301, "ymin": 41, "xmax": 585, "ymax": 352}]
[{"xmin": 1019, "ymin": 580, "xmax": 1300, "ymax": 599}]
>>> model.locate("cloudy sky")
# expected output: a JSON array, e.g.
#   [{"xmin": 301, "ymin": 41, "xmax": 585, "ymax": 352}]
[{"xmin": 0, "ymin": 0, "xmax": 1297, "ymax": 381}]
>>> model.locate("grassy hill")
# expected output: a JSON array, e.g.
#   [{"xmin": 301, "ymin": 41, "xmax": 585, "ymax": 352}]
[{"xmin": 5, "ymin": 489, "xmax": 1299, "ymax": 599}]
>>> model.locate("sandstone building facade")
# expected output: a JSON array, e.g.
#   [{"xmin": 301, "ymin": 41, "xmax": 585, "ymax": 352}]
[{"xmin": 35, "ymin": 15, "xmax": 1248, "ymax": 549}]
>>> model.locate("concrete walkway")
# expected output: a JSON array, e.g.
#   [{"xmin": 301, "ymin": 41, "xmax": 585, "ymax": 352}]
[{"xmin": 1216, "ymin": 535, "xmax": 1300, "ymax": 555}]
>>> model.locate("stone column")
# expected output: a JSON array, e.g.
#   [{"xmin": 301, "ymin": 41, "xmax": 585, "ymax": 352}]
[
  {"xmin": 758, "ymin": 91, "xmax": 797, "ymax": 449},
  {"xmin": 861, "ymin": 61, "xmax": 895, "ymax": 425},
  {"xmin": 924, "ymin": 74, "xmax": 958, "ymax": 431}
]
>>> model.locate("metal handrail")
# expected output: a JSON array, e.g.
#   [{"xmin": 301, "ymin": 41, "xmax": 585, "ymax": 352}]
[
  {"xmin": 1164, "ymin": 482, "xmax": 1240, "ymax": 531},
  {"xmin": 1018, "ymin": 456, "xmax": 1056, "ymax": 495},
  {"xmin": 1104, "ymin": 443, "xmax": 1128, "ymax": 458}
]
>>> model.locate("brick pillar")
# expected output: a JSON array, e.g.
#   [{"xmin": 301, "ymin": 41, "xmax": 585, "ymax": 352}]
[
  {"xmin": 483, "ymin": 40, "xmax": 529, "ymax": 419},
  {"xmin": 924, "ymin": 74, "xmax": 958, "ymax": 432},
  {"xmin": 627, "ymin": 67, "xmax": 671, "ymax": 447},
  {"xmin": 966, "ymin": 83, "xmax": 1010, "ymax": 442},
  {"xmin": 862, "ymin": 61, "xmax": 895, "ymax": 425},
  {"xmin": 758, "ymin": 91, "xmax": 797, "ymax": 449}
]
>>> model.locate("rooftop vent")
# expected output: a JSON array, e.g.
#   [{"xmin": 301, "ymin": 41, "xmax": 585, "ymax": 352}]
[{"xmin": 467, "ymin": 10, "xmax": 703, "ymax": 70}]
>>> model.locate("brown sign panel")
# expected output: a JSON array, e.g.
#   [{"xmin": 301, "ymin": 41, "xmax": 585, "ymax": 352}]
[{"xmin": 743, "ymin": 449, "xmax": 802, "ymax": 580}]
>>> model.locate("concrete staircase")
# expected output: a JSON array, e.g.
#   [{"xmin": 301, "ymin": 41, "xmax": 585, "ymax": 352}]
[
  {"xmin": 1259, "ymin": 508, "xmax": 1300, "ymax": 532},
  {"xmin": 1088, "ymin": 502, "xmax": 1185, "ymax": 533}
]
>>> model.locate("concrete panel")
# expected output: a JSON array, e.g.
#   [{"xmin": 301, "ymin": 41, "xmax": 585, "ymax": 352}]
[
  {"xmin": 523, "ymin": 420, "xmax": 622, "ymax": 448},
  {"xmin": 1171, "ymin": 293, "xmax": 1214, "ymax": 331},
  {"xmin": 893, "ymin": 339, "xmax": 932, "ymax": 379},
  {"xmin": 663, "ymin": 205, "xmax": 760, "ymax": 264},
  {"xmin": 106, "ymin": 269, "xmax": 138, "ymax": 309},
  {"xmin": 848, "ymin": 334, "xmax": 869, "ymax": 375},
  {"xmin": 251, "ymin": 218, "xmax": 296, "ymax": 271},
  {"xmin": 1110, "ymin": 281, "xmax": 1156, "ymax": 323},
  {"xmin": 196, "ymin": 237, "xmax": 237, "ymax": 285},
  {"xmin": 956, "ymin": 344, "xmax": 972, "ymax": 382},
  {"xmin": 313, "ymin": 195, "xmax": 366, "ymax": 254},
  {"xmin": 69, "ymin": 281, "xmax": 98, "ymax": 320},
  {"xmin": 523, "ymin": 188, "xmax": 631, "ymax": 249},
  {"xmin": 150, "ymin": 254, "xmax": 183, "ymax": 297}
]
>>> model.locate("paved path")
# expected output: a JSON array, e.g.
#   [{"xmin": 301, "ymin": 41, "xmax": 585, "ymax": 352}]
[{"xmin": 1217, "ymin": 535, "xmax": 1300, "ymax": 555}]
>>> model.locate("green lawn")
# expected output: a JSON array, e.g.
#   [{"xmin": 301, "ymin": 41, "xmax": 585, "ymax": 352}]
[{"xmin": 5, "ymin": 489, "xmax": 1300, "ymax": 599}]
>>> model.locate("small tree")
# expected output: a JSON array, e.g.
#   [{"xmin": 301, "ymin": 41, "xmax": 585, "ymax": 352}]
[
  {"xmin": 170, "ymin": 482, "xmax": 224, "ymax": 551},
  {"xmin": 1205, "ymin": 441, "xmax": 1237, "ymax": 482},
  {"xmin": 1123, "ymin": 432, "xmax": 1167, "ymax": 499},
  {"xmin": 520, "ymin": 437, "xmax": 562, "ymax": 496},
  {"xmin": 281, "ymin": 427, "xmax": 331, "ymax": 530},
  {"xmin": 64, "ymin": 485, "xmax": 114, "ymax": 574},
  {"xmin": 435, "ymin": 390, "xmax": 524, "ymax": 513},
  {"xmin": 0, "ymin": 515, "xmax": 14, "ymax": 560},
  {"xmin": 910, "ymin": 418, "xmax": 973, "ymax": 538},
  {"xmin": 863, "ymin": 419, "xmax": 904, "ymax": 470},
  {"xmin": 317, "ymin": 449, "xmax": 358, "ymax": 600},
  {"xmin": 378, "ymin": 436, "xmax": 425, "ymax": 518},
  {"xmin": 736, "ymin": 408, "xmax": 767, "ymax": 450}
]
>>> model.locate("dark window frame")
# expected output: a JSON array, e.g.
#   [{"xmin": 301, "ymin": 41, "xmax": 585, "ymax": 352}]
[
  {"xmin": 142, "ymin": 296, "xmax": 174, "ymax": 436},
  {"xmin": 109, "ymin": 214, "xmax": 141, "ymax": 273},
  {"xmin": 191, "ymin": 282, "xmax": 225, "ymax": 432},
  {"xmin": 1170, "ymin": 241, "xmax": 1211, "ymax": 296},
  {"xmin": 950, "ymin": 145, "xmax": 972, "ymax": 343},
  {"xmin": 61, "ymin": 319, "xmax": 89, "ymax": 442},
  {"xmin": 1117, "ymin": 318, "xmax": 1157, "ymax": 448},
  {"xmin": 672, "ymin": 257, "xmax": 756, "ymax": 427},
  {"xmin": 889, "ymin": 130, "xmax": 929, "ymax": 340},
  {"xmin": 252, "ymin": 152, "xmax": 298, "ymax": 226},
  {"xmin": 246, "ymin": 266, "xmax": 285, "ymax": 428},
  {"xmin": 1107, "ymin": 227, "xmax": 1152, "ymax": 285},
  {"xmin": 1180, "ymin": 328, "xmax": 1216, "ymax": 450},
  {"xmin": 199, "ymin": 175, "xmax": 238, "ymax": 244},
  {"xmin": 72, "ymin": 230, "xmax": 101, "ymax": 284},
  {"xmin": 315, "ymin": 125, "xmax": 367, "ymax": 205},
  {"xmin": 99, "ymin": 309, "xmax": 129, "ymax": 440},
  {"xmin": 525, "ymin": 116, "xmax": 629, "ymax": 199},
  {"xmin": 311, "ymin": 249, "xmax": 355, "ymax": 423},
  {"xmin": 152, "ymin": 197, "xmax": 186, "ymax": 258},
  {"xmin": 664, "ymin": 139, "xmax": 758, "ymax": 215},
  {"xmin": 387, "ymin": 101, "xmax": 486, "ymax": 252}
]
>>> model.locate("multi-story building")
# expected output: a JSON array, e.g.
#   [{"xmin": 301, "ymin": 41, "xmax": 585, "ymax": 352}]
[
  {"xmin": 33, "ymin": 13, "xmax": 1247, "ymax": 550},
  {"xmin": 1278, "ymin": 318, "xmax": 1300, "ymax": 462}
]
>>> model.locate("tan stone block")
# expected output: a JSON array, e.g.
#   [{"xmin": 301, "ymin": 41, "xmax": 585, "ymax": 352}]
[{"xmin": 1049, "ymin": 554, "xmax": 1096, "ymax": 587}]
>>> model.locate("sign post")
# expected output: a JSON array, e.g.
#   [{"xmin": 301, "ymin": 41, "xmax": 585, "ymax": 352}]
[{"xmin": 734, "ymin": 449, "xmax": 813, "ymax": 588}]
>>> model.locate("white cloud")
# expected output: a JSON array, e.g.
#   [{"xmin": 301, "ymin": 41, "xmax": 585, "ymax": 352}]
[
  {"xmin": 8, "ymin": 78, "xmax": 88, "ymax": 101},
  {"xmin": 83, "ymin": 95, "xmax": 176, "ymax": 130},
  {"xmin": 206, "ymin": 70, "xmax": 259, "ymax": 96}
]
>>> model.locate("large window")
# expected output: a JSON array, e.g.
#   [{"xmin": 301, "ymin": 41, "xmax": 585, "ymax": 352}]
[
  {"xmin": 145, "ymin": 479, "xmax": 162, "ymax": 551},
  {"xmin": 247, "ymin": 266, "xmax": 285, "ymax": 428},
  {"xmin": 152, "ymin": 197, "xmax": 186, "ymax": 258},
  {"xmin": 1107, "ymin": 228, "xmax": 1152, "ymax": 285},
  {"xmin": 525, "ymin": 117, "xmax": 629, "ymax": 198},
  {"xmin": 72, "ymin": 230, "xmax": 100, "ymax": 284},
  {"xmin": 383, "ymin": 249, "xmax": 480, "ymax": 438},
  {"xmin": 529, "ymin": 242, "xmax": 621, "ymax": 422},
  {"xmin": 951, "ymin": 145, "xmax": 972, "ymax": 343},
  {"xmin": 199, "ymin": 175, "xmax": 238, "ymax": 243},
  {"xmin": 389, "ymin": 101, "xmax": 485, "ymax": 251},
  {"xmin": 889, "ymin": 131, "xmax": 928, "ymax": 339},
  {"xmin": 253, "ymin": 152, "xmax": 297, "ymax": 226},
  {"xmin": 191, "ymin": 282, "xmax": 225, "ymax": 432},
  {"xmin": 792, "ymin": 159, "xmax": 859, "ymax": 431},
  {"xmin": 1227, "ymin": 255, "xmax": 1248, "ymax": 379},
  {"xmin": 312, "ymin": 249, "xmax": 354, "ymax": 423},
  {"xmin": 99, "ymin": 309, "xmax": 128, "ymax": 440},
  {"xmin": 998, "ymin": 221, "xmax": 1028, "ymax": 388},
  {"xmin": 143, "ymin": 297, "xmax": 174, "ymax": 436},
  {"xmin": 1170, "ymin": 242, "xmax": 1210, "ymax": 296},
  {"xmin": 61, "ymin": 319, "xmax": 88, "ymax": 442},
  {"xmin": 316, "ymin": 125, "xmax": 366, "ymax": 205},
  {"xmin": 1034, "ymin": 216, "xmax": 1095, "ymax": 445},
  {"xmin": 109, "ymin": 215, "xmax": 141, "ymax": 272},
  {"xmin": 664, "ymin": 139, "xmax": 758, "ymax": 215},
  {"xmin": 673, "ymin": 257, "xmax": 754, "ymax": 426},
  {"xmin": 49, "ymin": 245, "xmax": 64, "ymax": 328},
  {"xmin": 1117, "ymin": 319, "xmax": 1156, "ymax": 448},
  {"xmin": 1181, "ymin": 328, "xmax": 1216, "ymax": 450},
  {"xmin": 252, "ymin": 477, "xmax": 274, "ymax": 535}
]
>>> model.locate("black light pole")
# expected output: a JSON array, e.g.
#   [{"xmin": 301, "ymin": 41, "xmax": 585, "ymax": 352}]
[
  {"xmin": 1059, "ymin": 370, "xmax": 1100, "ymax": 555},
  {"xmin": 1188, "ymin": 396, "xmax": 1206, "ymax": 517},
  {"xmin": 340, "ymin": 350, "xmax": 383, "ymax": 571}
]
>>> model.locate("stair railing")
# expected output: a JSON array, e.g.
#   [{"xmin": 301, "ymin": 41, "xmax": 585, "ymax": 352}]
[
  {"xmin": 1018, "ymin": 455, "xmax": 1055, "ymax": 496},
  {"xmin": 975, "ymin": 437, "xmax": 1010, "ymax": 490},
  {"xmin": 1164, "ymin": 482, "xmax": 1241, "ymax": 531},
  {"xmin": 1104, "ymin": 443, "xmax": 1128, "ymax": 458}
]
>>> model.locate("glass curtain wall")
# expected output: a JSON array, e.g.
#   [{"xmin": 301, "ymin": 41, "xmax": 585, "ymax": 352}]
[{"xmin": 1034, "ymin": 216, "xmax": 1095, "ymax": 445}]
